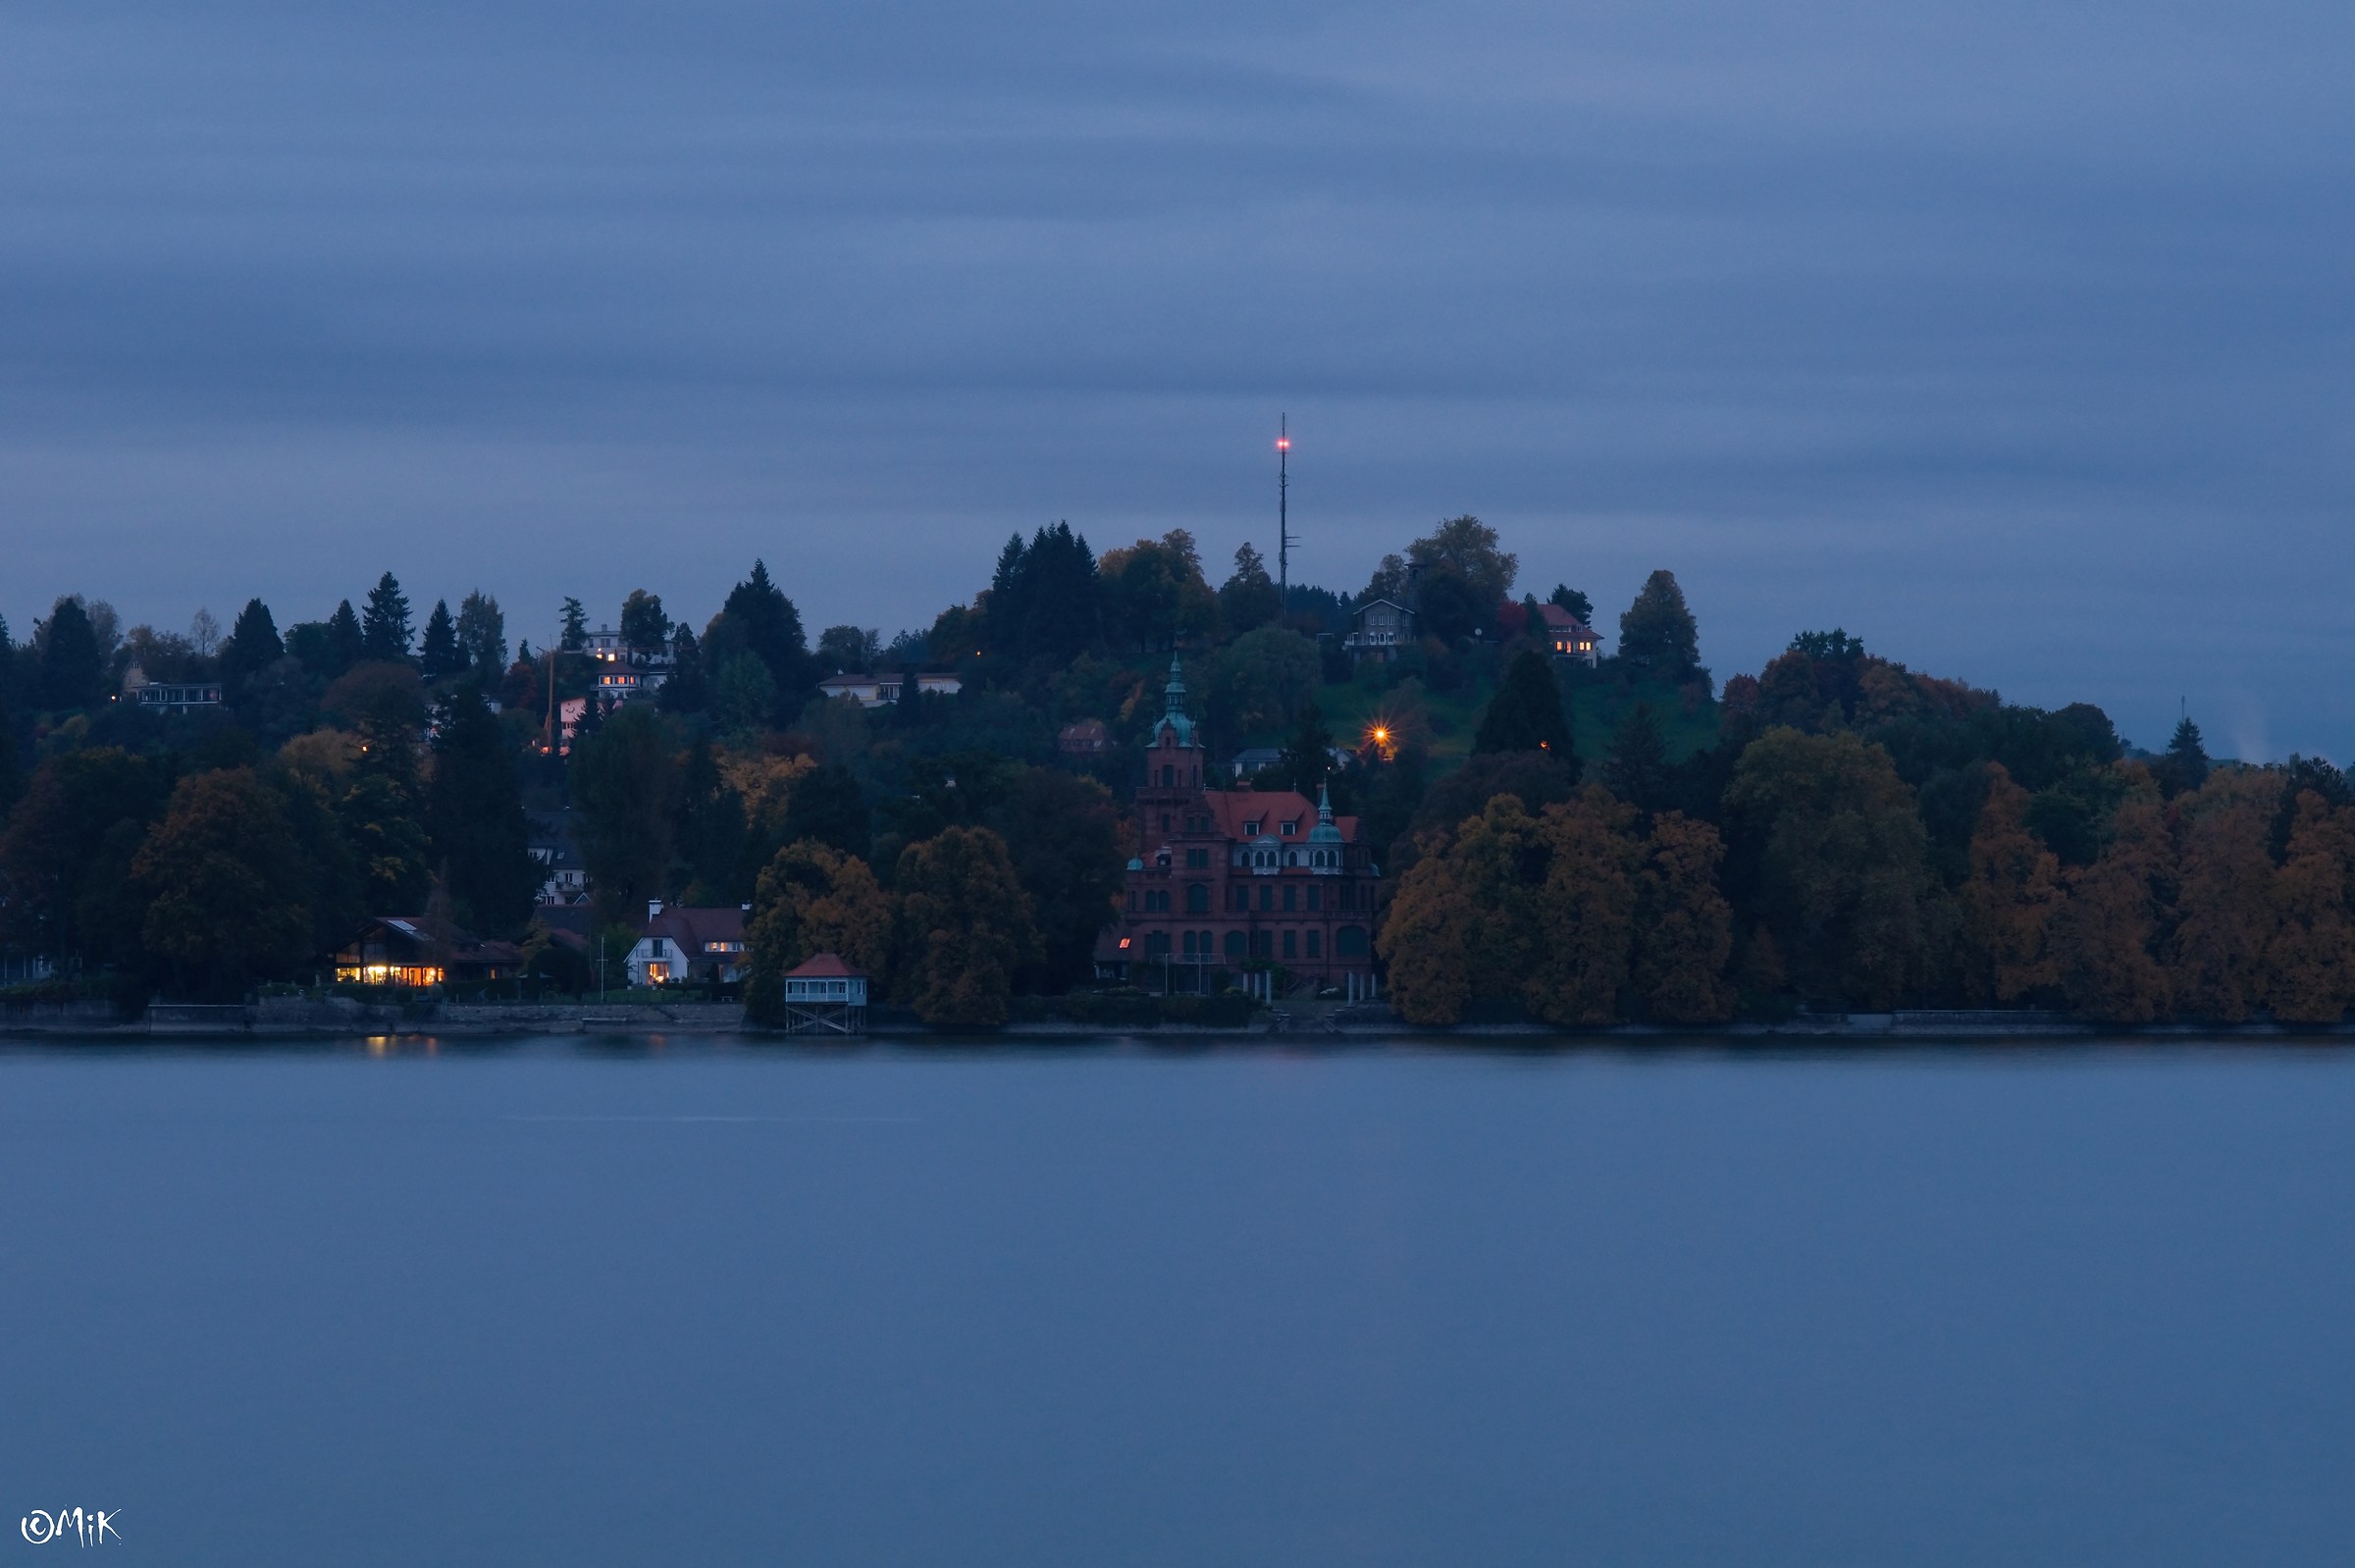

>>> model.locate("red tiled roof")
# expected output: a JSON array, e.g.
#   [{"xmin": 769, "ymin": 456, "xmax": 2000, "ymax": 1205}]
[
  {"xmin": 1197, "ymin": 790, "xmax": 1358, "ymax": 845},
  {"xmin": 787, "ymin": 952, "xmax": 865, "ymax": 978}
]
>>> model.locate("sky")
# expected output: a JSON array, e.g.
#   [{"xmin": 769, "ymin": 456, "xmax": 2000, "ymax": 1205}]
[{"xmin": 4, "ymin": 0, "xmax": 2349, "ymax": 757}]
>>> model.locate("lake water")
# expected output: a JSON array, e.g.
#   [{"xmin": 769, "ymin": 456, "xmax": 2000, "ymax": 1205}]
[{"xmin": 4, "ymin": 1036, "xmax": 2352, "ymax": 1565}]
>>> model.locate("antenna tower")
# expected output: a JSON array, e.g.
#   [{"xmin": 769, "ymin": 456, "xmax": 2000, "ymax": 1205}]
[{"xmin": 1276, "ymin": 415, "xmax": 1298, "ymax": 606}]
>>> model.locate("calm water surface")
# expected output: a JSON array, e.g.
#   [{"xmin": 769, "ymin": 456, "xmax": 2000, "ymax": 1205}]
[{"xmin": 3, "ymin": 1035, "xmax": 2351, "ymax": 1565}]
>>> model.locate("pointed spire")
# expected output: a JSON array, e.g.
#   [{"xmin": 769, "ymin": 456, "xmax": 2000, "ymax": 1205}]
[
  {"xmin": 1317, "ymin": 781, "xmax": 1334, "ymax": 822},
  {"xmin": 1163, "ymin": 654, "xmax": 1188, "ymax": 717}
]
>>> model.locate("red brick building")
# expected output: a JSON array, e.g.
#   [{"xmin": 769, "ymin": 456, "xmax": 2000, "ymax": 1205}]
[{"xmin": 1096, "ymin": 660, "xmax": 1383, "ymax": 996}]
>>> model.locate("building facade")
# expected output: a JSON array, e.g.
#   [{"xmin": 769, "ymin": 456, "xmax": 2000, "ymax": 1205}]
[
  {"xmin": 1343, "ymin": 598, "xmax": 1415, "ymax": 660},
  {"xmin": 1096, "ymin": 660, "xmax": 1382, "ymax": 995}
]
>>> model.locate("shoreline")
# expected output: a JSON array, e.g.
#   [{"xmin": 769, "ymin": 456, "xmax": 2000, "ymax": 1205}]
[{"xmin": 6, "ymin": 999, "xmax": 2355, "ymax": 1042}]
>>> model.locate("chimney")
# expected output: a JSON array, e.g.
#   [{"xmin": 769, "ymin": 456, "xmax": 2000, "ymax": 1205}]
[{"xmin": 648, "ymin": 899, "xmax": 663, "ymax": 921}]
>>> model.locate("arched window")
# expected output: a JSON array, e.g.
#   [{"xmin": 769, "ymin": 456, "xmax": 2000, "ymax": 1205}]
[
  {"xmin": 1224, "ymin": 930, "xmax": 1247, "ymax": 958},
  {"xmin": 1336, "ymin": 925, "xmax": 1369, "ymax": 957},
  {"xmin": 1181, "ymin": 931, "xmax": 1197, "ymax": 957},
  {"xmin": 1144, "ymin": 931, "xmax": 1171, "ymax": 957},
  {"xmin": 1185, "ymin": 883, "xmax": 1209, "ymax": 914},
  {"xmin": 1306, "ymin": 929, "xmax": 1322, "ymax": 959},
  {"xmin": 1161, "ymin": 764, "xmax": 1175, "ymax": 787}
]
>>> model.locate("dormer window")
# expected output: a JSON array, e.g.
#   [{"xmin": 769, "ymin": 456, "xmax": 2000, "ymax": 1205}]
[
  {"xmin": 1243, "ymin": 820, "xmax": 1260, "ymax": 836},
  {"xmin": 1281, "ymin": 820, "xmax": 1298, "ymax": 835}
]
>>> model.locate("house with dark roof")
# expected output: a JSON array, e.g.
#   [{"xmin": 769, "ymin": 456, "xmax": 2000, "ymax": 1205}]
[
  {"xmin": 333, "ymin": 917, "xmax": 524, "ymax": 987},
  {"xmin": 624, "ymin": 901, "xmax": 750, "ymax": 987}
]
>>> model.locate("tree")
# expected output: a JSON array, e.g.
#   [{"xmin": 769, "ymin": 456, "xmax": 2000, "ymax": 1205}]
[
  {"xmin": 2266, "ymin": 791, "xmax": 2355, "ymax": 1023},
  {"xmin": 1522, "ymin": 791, "xmax": 1643, "ymax": 1026},
  {"xmin": 426, "ymin": 689, "xmax": 541, "ymax": 936},
  {"xmin": 711, "ymin": 653, "xmax": 779, "ymax": 742},
  {"xmin": 894, "ymin": 826, "xmax": 1038, "ymax": 1026},
  {"xmin": 1602, "ymin": 703, "xmax": 1671, "ymax": 816},
  {"xmin": 783, "ymin": 763, "xmax": 872, "ymax": 860},
  {"xmin": 1633, "ymin": 812, "xmax": 1736, "ymax": 1022},
  {"xmin": 709, "ymin": 559, "xmax": 812, "ymax": 711},
  {"xmin": 220, "ymin": 600, "xmax": 284, "ymax": 695},
  {"xmin": 1959, "ymin": 763, "xmax": 2063, "ymax": 1004},
  {"xmin": 1099, "ymin": 530, "xmax": 1216, "ymax": 652},
  {"xmin": 986, "ymin": 767, "xmax": 1124, "ymax": 994},
  {"xmin": 571, "ymin": 703, "xmax": 682, "ymax": 924},
  {"xmin": 454, "ymin": 592, "xmax": 506, "ymax": 673},
  {"xmin": 133, "ymin": 768, "xmax": 315, "ymax": 998},
  {"xmin": 1549, "ymin": 584, "xmax": 1594, "ymax": 623},
  {"xmin": 2050, "ymin": 792, "xmax": 2173, "ymax": 1022},
  {"xmin": 1274, "ymin": 703, "xmax": 1336, "ymax": 801},
  {"xmin": 2169, "ymin": 771, "xmax": 2278, "ymax": 1021},
  {"xmin": 1379, "ymin": 845, "xmax": 1478, "ymax": 1025},
  {"xmin": 1411, "ymin": 565, "xmax": 1485, "ymax": 644},
  {"xmin": 324, "ymin": 600, "xmax": 365, "ymax": 676},
  {"xmin": 2155, "ymin": 715, "xmax": 2210, "ymax": 800},
  {"xmin": 1618, "ymin": 569, "xmax": 1701, "ymax": 680},
  {"xmin": 419, "ymin": 600, "xmax": 461, "ymax": 680},
  {"xmin": 816, "ymin": 625, "xmax": 881, "ymax": 672},
  {"xmin": 1203, "ymin": 627, "xmax": 1320, "ymax": 744},
  {"xmin": 655, "ymin": 624, "xmax": 709, "ymax": 716},
  {"xmin": 37, "ymin": 597, "xmax": 104, "ymax": 710},
  {"xmin": 1723, "ymin": 727, "xmax": 1930, "ymax": 1009},
  {"xmin": 1362, "ymin": 552, "xmax": 1409, "ymax": 606},
  {"xmin": 1408, "ymin": 516, "xmax": 1517, "ymax": 610},
  {"xmin": 620, "ymin": 590, "xmax": 670, "ymax": 652},
  {"xmin": 0, "ymin": 748, "xmax": 169, "ymax": 964},
  {"xmin": 1474, "ymin": 651, "xmax": 1573, "ymax": 758},
  {"xmin": 559, "ymin": 597, "xmax": 589, "ymax": 652},
  {"xmin": 1219, "ymin": 544, "xmax": 1282, "ymax": 636},
  {"xmin": 360, "ymin": 573, "xmax": 414, "ymax": 663},
  {"xmin": 743, "ymin": 841, "xmax": 895, "ymax": 1023}
]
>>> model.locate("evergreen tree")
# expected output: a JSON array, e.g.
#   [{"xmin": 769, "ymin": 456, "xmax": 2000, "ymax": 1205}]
[
  {"xmin": 219, "ymin": 599, "xmax": 284, "ymax": 695},
  {"xmin": 1218, "ymin": 544, "xmax": 1282, "ymax": 637},
  {"xmin": 1602, "ymin": 703, "xmax": 1671, "ymax": 815},
  {"xmin": 360, "ymin": 572, "xmax": 413, "ymax": 662},
  {"xmin": 713, "ymin": 559, "xmax": 812, "ymax": 707},
  {"xmin": 2156, "ymin": 715, "xmax": 2210, "ymax": 799},
  {"xmin": 571, "ymin": 703, "xmax": 681, "ymax": 923},
  {"xmin": 37, "ymin": 597, "xmax": 105, "ymax": 710},
  {"xmin": 669, "ymin": 740, "xmax": 749, "ymax": 906},
  {"xmin": 324, "ymin": 600, "xmax": 365, "ymax": 676},
  {"xmin": 418, "ymin": 600, "xmax": 460, "ymax": 680},
  {"xmin": 559, "ymin": 597, "xmax": 589, "ymax": 652},
  {"xmin": 425, "ymin": 689, "xmax": 541, "ymax": 935},
  {"xmin": 1275, "ymin": 702, "xmax": 1336, "ymax": 800},
  {"xmin": 1021, "ymin": 522, "xmax": 1101, "ymax": 662},
  {"xmin": 620, "ymin": 590, "xmax": 669, "ymax": 652},
  {"xmin": 1549, "ymin": 584, "xmax": 1594, "ymax": 623},
  {"xmin": 1618, "ymin": 569, "xmax": 1701, "ymax": 680},
  {"xmin": 454, "ymin": 592, "xmax": 506, "ymax": 672},
  {"xmin": 656, "ymin": 625, "xmax": 708, "ymax": 715},
  {"xmin": 1473, "ymin": 651, "xmax": 1574, "ymax": 759}
]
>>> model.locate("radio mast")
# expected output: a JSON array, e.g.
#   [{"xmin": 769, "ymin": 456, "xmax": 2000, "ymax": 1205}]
[{"xmin": 1276, "ymin": 415, "xmax": 1297, "ymax": 606}]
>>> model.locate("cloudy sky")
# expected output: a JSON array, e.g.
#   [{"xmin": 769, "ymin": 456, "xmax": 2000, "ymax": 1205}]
[{"xmin": 5, "ymin": 0, "xmax": 2348, "ymax": 755}]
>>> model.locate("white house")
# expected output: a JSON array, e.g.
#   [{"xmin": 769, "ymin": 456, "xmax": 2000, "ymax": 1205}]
[
  {"xmin": 816, "ymin": 671, "xmax": 964, "ymax": 709},
  {"xmin": 624, "ymin": 901, "xmax": 750, "ymax": 987}
]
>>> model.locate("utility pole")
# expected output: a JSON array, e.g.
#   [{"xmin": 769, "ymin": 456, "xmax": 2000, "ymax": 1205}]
[{"xmin": 1276, "ymin": 415, "xmax": 1297, "ymax": 609}]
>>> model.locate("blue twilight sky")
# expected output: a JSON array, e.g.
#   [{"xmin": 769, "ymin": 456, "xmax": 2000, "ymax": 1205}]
[{"xmin": 3, "ymin": 0, "xmax": 2349, "ymax": 757}]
